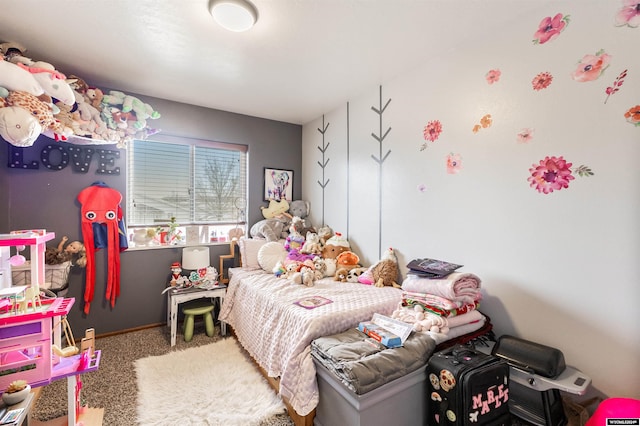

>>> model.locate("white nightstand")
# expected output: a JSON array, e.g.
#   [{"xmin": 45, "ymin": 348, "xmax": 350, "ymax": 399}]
[{"xmin": 166, "ymin": 286, "xmax": 227, "ymax": 347}]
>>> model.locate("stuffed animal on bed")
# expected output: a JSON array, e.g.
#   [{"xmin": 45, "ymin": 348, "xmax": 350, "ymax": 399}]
[
  {"xmin": 312, "ymin": 256, "xmax": 327, "ymax": 280},
  {"xmin": 334, "ymin": 267, "xmax": 349, "ymax": 282},
  {"xmin": 321, "ymin": 232, "xmax": 351, "ymax": 259},
  {"xmin": 284, "ymin": 216, "xmax": 306, "ymax": 251},
  {"xmin": 300, "ymin": 231, "xmax": 322, "ymax": 255},
  {"xmin": 336, "ymin": 251, "xmax": 360, "ymax": 271},
  {"xmin": 347, "ymin": 267, "xmax": 368, "ymax": 283},
  {"xmin": 292, "ymin": 266, "xmax": 315, "ymax": 287},
  {"xmin": 288, "ymin": 200, "xmax": 313, "ymax": 230},
  {"xmin": 250, "ymin": 216, "xmax": 290, "ymax": 241},
  {"xmin": 371, "ymin": 247, "xmax": 401, "ymax": 288}
]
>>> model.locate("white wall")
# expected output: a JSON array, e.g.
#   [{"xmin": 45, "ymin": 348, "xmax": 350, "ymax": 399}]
[{"xmin": 302, "ymin": 2, "xmax": 639, "ymax": 398}]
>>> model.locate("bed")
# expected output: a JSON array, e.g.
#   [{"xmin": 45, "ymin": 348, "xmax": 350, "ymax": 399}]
[
  {"xmin": 218, "ymin": 238, "xmax": 489, "ymax": 426},
  {"xmin": 219, "ymin": 267, "xmax": 403, "ymax": 420}
]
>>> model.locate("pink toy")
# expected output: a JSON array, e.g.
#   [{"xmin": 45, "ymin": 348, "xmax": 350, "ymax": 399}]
[{"xmin": 586, "ymin": 398, "xmax": 640, "ymax": 426}]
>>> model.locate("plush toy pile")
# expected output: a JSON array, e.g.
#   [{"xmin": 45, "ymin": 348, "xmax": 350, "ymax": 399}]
[
  {"xmin": 0, "ymin": 41, "xmax": 160, "ymax": 149},
  {"xmin": 252, "ymin": 200, "xmax": 402, "ymax": 288}
]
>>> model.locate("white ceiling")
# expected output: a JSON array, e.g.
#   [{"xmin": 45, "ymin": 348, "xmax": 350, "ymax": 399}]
[{"xmin": 1, "ymin": 0, "xmax": 555, "ymax": 125}]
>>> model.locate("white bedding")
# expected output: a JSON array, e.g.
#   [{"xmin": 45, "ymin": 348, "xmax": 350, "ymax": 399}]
[{"xmin": 219, "ymin": 267, "xmax": 403, "ymax": 416}]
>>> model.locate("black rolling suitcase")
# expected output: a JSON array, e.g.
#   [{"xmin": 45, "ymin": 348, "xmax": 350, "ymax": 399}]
[{"xmin": 428, "ymin": 345, "xmax": 511, "ymax": 425}]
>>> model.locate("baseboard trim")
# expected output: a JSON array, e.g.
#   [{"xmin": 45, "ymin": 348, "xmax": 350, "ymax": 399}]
[{"xmin": 95, "ymin": 323, "xmax": 164, "ymax": 339}]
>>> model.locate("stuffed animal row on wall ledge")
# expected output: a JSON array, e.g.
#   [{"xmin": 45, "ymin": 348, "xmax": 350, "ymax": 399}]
[{"xmin": 0, "ymin": 41, "xmax": 160, "ymax": 149}]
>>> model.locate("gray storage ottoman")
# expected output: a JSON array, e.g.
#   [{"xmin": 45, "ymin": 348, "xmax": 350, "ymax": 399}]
[
  {"xmin": 311, "ymin": 328, "xmax": 436, "ymax": 426},
  {"xmin": 314, "ymin": 359, "xmax": 427, "ymax": 426}
]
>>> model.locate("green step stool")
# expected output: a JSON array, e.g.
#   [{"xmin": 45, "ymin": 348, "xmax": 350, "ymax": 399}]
[{"xmin": 182, "ymin": 301, "xmax": 215, "ymax": 342}]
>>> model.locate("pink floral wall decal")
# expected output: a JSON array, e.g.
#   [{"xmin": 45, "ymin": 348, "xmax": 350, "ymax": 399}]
[
  {"xmin": 528, "ymin": 156, "xmax": 575, "ymax": 194},
  {"xmin": 420, "ymin": 119, "xmax": 443, "ymax": 150},
  {"xmin": 605, "ymin": 69, "xmax": 628, "ymax": 103},
  {"xmin": 570, "ymin": 49, "xmax": 612, "ymax": 82},
  {"xmin": 615, "ymin": 0, "xmax": 640, "ymax": 27},
  {"xmin": 446, "ymin": 153, "xmax": 463, "ymax": 174},
  {"xmin": 624, "ymin": 105, "xmax": 640, "ymax": 126},
  {"xmin": 532, "ymin": 13, "xmax": 570, "ymax": 44},
  {"xmin": 472, "ymin": 114, "xmax": 493, "ymax": 133},
  {"xmin": 486, "ymin": 69, "xmax": 502, "ymax": 84},
  {"xmin": 517, "ymin": 128, "xmax": 535, "ymax": 143},
  {"xmin": 532, "ymin": 72, "xmax": 553, "ymax": 90}
]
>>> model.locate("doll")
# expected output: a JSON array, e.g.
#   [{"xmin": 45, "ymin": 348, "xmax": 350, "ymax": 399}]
[{"xmin": 46, "ymin": 236, "xmax": 87, "ymax": 267}]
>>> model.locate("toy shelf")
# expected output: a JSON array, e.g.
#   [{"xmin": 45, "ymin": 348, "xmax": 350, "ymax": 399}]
[{"xmin": 0, "ymin": 231, "xmax": 55, "ymax": 290}]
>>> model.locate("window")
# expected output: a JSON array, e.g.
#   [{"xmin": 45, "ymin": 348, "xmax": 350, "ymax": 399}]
[{"xmin": 126, "ymin": 135, "xmax": 247, "ymax": 248}]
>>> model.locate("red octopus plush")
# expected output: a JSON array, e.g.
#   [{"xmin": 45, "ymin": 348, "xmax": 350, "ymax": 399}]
[{"xmin": 77, "ymin": 182, "xmax": 128, "ymax": 314}]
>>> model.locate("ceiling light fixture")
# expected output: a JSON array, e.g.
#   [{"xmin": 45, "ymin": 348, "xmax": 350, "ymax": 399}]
[{"xmin": 209, "ymin": 0, "xmax": 259, "ymax": 32}]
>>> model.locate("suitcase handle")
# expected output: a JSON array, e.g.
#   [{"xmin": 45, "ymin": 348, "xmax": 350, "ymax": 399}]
[{"xmin": 451, "ymin": 345, "xmax": 479, "ymax": 360}]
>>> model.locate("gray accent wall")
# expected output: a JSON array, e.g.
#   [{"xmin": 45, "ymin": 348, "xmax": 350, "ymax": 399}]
[{"xmin": 0, "ymin": 93, "xmax": 302, "ymax": 336}]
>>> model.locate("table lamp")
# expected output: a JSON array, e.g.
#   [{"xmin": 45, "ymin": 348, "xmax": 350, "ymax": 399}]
[{"xmin": 181, "ymin": 246, "xmax": 210, "ymax": 272}]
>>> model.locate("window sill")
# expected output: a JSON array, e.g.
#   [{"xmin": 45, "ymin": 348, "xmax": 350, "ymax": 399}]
[{"xmin": 126, "ymin": 241, "xmax": 235, "ymax": 251}]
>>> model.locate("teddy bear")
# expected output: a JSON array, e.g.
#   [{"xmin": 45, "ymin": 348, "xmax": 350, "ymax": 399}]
[
  {"xmin": 334, "ymin": 267, "xmax": 349, "ymax": 282},
  {"xmin": 85, "ymin": 87, "xmax": 104, "ymax": 110},
  {"xmin": 311, "ymin": 256, "xmax": 327, "ymax": 280},
  {"xmin": 292, "ymin": 266, "xmax": 315, "ymax": 287},
  {"xmin": 249, "ymin": 216, "xmax": 290, "ymax": 241},
  {"xmin": 54, "ymin": 100, "xmax": 86, "ymax": 136},
  {"xmin": 300, "ymin": 231, "xmax": 322, "ymax": 255}
]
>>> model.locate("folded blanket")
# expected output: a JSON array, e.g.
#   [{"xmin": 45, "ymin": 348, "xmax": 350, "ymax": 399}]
[
  {"xmin": 401, "ymin": 291, "xmax": 460, "ymax": 310},
  {"xmin": 427, "ymin": 316, "xmax": 486, "ymax": 345},
  {"xmin": 392, "ymin": 305, "xmax": 484, "ymax": 333},
  {"xmin": 402, "ymin": 272, "xmax": 482, "ymax": 303},
  {"xmin": 311, "ymin": 328, "xmax": 436, "ymax": 395}
]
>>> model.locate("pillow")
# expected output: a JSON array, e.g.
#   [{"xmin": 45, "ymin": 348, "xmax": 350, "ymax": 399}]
[
  {"xmin": 238, "ymin": 238, "xmax": 267, "ymax": 270},
  {"xmin": 257, "ymin": 242, "xmax": 287, "ymax": 272}
]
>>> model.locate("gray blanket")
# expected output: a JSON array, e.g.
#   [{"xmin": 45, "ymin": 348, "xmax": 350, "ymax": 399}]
[{"xmin": 311, "ymin": 328, "xmax": 436, "ymax": 395}]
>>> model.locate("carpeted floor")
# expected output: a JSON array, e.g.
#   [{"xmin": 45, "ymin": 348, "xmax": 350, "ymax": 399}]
[{"xmin": 32, "ymin": 323, "xmax": 295, "ymax": 426}]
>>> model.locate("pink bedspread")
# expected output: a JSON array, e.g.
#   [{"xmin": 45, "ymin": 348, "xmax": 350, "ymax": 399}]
[{"xmin": 219, "ymin": 268, "xmax": 403, "ymax": 416}]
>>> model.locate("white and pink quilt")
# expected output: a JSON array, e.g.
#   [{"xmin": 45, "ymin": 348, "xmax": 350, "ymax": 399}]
[{"xmin": 219, "ymin": 268, "xmax": 403, "ymax": 417}]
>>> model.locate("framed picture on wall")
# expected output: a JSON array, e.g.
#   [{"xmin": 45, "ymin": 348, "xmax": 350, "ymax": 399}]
[{"xmin": 264, "ymin": 167, "xmax": 293, "ymax": 201}]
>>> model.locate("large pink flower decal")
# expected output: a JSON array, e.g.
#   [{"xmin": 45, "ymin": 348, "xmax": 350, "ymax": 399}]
[
  {"xmin": 423, "ymin": 120, "xmax": 443, "ymax": 142},
  {"xmin": 571, "ymin": 50, "xmax": 612, "ymax": 82},
  {"xmin": 533, "ymin": 13, "xmax": 570, "ymax": 44},
  {"xmin": 528, "ymin": 156, "xmax": 575, "ymax": 194},
  {"xmin": 615, "ymin": 0, "xmax": 640, "ymax": 27}
]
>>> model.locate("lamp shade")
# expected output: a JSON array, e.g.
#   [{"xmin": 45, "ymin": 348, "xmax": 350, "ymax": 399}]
[
  {"xmin": 182, "ymin": 246, "xmax": 210, "ymax": 270},
  {"xmin": 209, "ymin": 0, "xmax": 258, "ymax": 32}
]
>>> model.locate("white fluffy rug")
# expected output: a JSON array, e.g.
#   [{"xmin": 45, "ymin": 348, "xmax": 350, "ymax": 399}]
[{"xmin": 135, "ymin": 337, "xmax": 286, "ymax": 425}]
